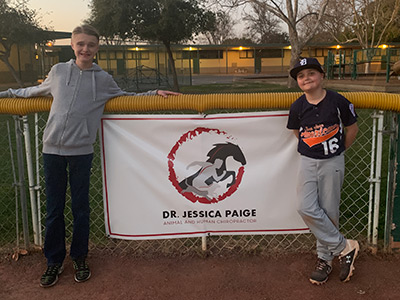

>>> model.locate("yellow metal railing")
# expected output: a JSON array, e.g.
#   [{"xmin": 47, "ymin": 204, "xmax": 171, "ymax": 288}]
[{"xmin": 1, "ymin": 92, "xmax": 400, "ymax": 115}]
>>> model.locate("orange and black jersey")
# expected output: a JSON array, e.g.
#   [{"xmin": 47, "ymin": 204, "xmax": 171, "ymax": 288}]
[{"xmin": 287, "ymin": 90, "xmax": 357, "ymax": 159}]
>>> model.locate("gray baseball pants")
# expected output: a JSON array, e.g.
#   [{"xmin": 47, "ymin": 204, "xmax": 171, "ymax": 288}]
[{"xmin": 297, "ymin": 153, "xmax": 347, "ymax": 262}]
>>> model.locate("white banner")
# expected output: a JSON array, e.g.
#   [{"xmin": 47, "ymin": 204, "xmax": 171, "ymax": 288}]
[{"xmin": 100, "ymin": 111, "xmax": 308, "ymax": 240}]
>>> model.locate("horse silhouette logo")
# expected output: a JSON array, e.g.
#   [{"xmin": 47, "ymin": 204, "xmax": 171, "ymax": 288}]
[{"xmin": 168, "ymin": 127, "xmax": 246, "ymax": 204}]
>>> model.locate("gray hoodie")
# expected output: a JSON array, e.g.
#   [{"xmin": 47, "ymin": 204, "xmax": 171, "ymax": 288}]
[{"xmin": 0, "ymin": 59, "xmax": 157, "ymax": 155}]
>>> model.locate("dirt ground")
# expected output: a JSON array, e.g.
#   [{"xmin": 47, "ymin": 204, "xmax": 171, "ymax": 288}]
[{"xmin": 1, "ymin": 250, "xmax": 399, "ymax": 300}]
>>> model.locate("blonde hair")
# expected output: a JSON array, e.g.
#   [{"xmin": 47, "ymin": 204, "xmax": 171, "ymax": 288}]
[{"xmin": 72, "ymin": 24, "xmax": 100, "ymax": 41}]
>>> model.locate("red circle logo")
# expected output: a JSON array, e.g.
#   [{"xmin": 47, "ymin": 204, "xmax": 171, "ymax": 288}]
[{"xmin": 168, "ymin": 127, "xmax": 246, "ymax": 204}]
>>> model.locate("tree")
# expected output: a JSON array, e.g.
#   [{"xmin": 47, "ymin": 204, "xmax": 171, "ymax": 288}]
[
  {"xmin": 345, "ymin": 0, "xmax": 400, "ymax": 50},
  {"xmin": 307, "ymin": 0, "xmax": 354, "ymax": 43},
  {"xmin": 89, "ymin": 0, "xmax": 216, "ymax": 91},
  {"xmin": 89, "ymin": 0, "xmax": 134, "ymax": 44},
  {"xmin": 243, "ymin": 2, "xmax": 289, "ymax": 44},
  {"xmin": 202, "ymin": 11, "xmax": 236, "ymax": 44},
  {"xmin": 221, "ymin": 37, "xmax": 256, "ymax": 44},
  {"xmin": 388, "ymin": 2, "xmax": 400, "ymax": 42},
  {"xmin": 318, "ymin": 0, "xmax": 400, "ymax": 73},
  {"xmin": 0, "ymin": 0, "xmax": 46, "ymax": 87},
  {"xmin": 308, "ymin": 0, "xmax": 400, "ymax": 46},
  {"xmin": 214, "ymin": 0, "xmax": 329, "ymax": 87}
]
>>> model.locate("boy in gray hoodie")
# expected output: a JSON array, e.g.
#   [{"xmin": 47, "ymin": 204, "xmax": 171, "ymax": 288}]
[{"xmin": 0, "ymin": 24, "xmax": 179, "ymax": 288}]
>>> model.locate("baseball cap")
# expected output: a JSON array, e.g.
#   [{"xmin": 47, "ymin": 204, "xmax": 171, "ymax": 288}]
[{"xmin": 290, "ymin": 57, "xmax": 324, "ymax": 79}]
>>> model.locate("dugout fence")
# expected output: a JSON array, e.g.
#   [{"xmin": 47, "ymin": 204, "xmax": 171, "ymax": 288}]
[
  {"xmin": 0, "ymin": 92, "xmax": 398, "ymax": 256},
  {"xmin": 325, "ymin": 48, "xmax": 400, "ymax": 82}
]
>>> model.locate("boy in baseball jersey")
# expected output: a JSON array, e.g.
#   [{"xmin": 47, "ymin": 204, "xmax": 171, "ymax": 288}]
[{"xmin": 287, "ymin": 57, "xmax": 359, "ymax": 285}]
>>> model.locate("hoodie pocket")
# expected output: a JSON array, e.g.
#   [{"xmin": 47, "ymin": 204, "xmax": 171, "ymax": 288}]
[
  {"xmin": 61, "ymin": 114, "xmax": 92, "ymax": 147},
  {"xmin": 43, "ymin": 113, "xmax": 93, "ymax": 148},
  {"xmin": 43, "ymin": 113, "xmax": 66, "ymax": 145}
]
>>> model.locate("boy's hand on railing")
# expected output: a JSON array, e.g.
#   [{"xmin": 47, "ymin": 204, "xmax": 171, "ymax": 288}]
[{"xmin": 156, "ymin": 90, "xmax": 181, "ymax": 98}]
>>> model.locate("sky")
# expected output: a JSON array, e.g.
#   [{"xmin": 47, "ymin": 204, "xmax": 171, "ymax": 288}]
[
  {"xmin": 27, "ymin": 0, "xmax": 248, "ymax": 45},
  {"xmin": 29, "ymin": 0, "xmax": 91, "ymax": 44}
]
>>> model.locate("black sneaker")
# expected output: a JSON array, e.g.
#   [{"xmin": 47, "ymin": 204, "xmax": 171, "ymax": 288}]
[
  {"xmin": 40, "ymin": 264, "xmax": 64, "ymax": 288},
  {"xmin": 339, "ymin": 239, "xmax": 360, "ymax": 282},
  {"xmin": 309, "ymin": 258, "xmax": 332, "ymax": 285},
  {"xmin": 72, "ymin": 258, "xmax": 91, "ymax": 283}
]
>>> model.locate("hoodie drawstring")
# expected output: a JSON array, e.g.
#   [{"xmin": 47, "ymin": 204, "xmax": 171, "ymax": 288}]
[
  {"xmin": 92, "ymin": 71, "xmax": 96, "ymax": 102},
  {"xmin": 66, "ymin": 63, "xmax": 72, "ymax": 86}
]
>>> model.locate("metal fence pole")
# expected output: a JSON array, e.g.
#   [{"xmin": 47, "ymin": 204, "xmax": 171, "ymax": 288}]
[
  {"xmin": 35, "ymin": 113, "xmax": 43, "ymax": 246},
  {"xmin": 368, "ymin": 112, "xmax": 377, "ymax": 243},
  {"xmin": 352, "ymin": 50, "xmax": 358, "ymax": 80},
  {"xmin": 386, "ymin": 48, "xmax": 391, "ymax": 83},
  {"xmin": 372, "ymin": 111, "xmax": 384, "ymax": 248},
  {"xmin": 22, "ymin": 115, "xmax": 40, "ymax": 245},
  {"xmin": 201, "ymin": 236, "xmax": 207, "ymax": 252},
  {"xmin": 392, "ymin": 114, "xmax": 400, "ymax": 248},
  {"xmin": 384, "ymin": 112, "xmax": 397, "ymax": 251},
  {"xmin": 13, "ymin": 115, "xmax": 30, "ymax": 249}
]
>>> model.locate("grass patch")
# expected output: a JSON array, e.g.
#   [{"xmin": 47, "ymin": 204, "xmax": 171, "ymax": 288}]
[{"xmin": 180, "ymin": 82, "xmax": 301, "ymax": 94}]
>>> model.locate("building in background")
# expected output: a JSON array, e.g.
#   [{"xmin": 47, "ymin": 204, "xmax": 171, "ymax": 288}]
[
  {"xmin": 0, "ymin": 31, "xmax": 71, "ymax": 86},
  {"xmin": 2, "ymin": 37, "xmax": 400, "ymax": 88}
]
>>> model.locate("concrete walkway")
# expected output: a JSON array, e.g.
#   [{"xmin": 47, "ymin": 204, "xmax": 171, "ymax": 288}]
[
  {"xmin": 2, "ymin": 73, "xmax": 400, "ymax": 93},
  {"xmin": 324, "ymin": 76, "xmax": 400, "ymax": 93},
  {"xmin": 233, "ymin": 73, "xmax": 400, "ymax": 93}
]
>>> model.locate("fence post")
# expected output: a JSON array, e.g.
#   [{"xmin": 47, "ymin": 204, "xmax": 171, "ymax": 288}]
[
  {"xmin": 384, "ymin": 112, "xmax": 397, "ymax": 251},
  {"xmin": 13, "ymin": 116, "xmax": 30, "ymax": 249},
  {"xmin": 391, "ymin": 114, "xmax": 400, "ymax": 250},
  {"xmin": 201, "ymin": 236, "xmax": 208, "ymax": 252},
  {"xmin": 371, "ymin": 111, "xmax": 384, "ymax": 249},
  {"xmin": 35, "ymin": 113, "xmax": 43, "ymax": 246},
  {"xmin": 22, "ymin": 116, "xmax": 40, "ymax": 245},
  {"xmin": 326, "ymin": 50, "xmax": 333, "ymax": 80},
  {"xmin": 368, "ymin": 112, "xmax": 377, "ymax": 243},
  {"xmin": 352, "ymin": 50, "xmax": 358, "ymax": 80},
  {"xmin": 386, "ymin": 48, "xmax": 392, "ymax": 83},
  {"xmin": 368, "ymin": 111, "xmax": 385, "ymax": 250}
]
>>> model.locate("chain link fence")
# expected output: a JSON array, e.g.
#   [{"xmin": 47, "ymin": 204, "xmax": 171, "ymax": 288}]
[
  {"xmin": 0, "ymin": 108, "xmax": 394, "ymax": 257},
  {"xmin": 0, "ymin": 116, "xmax": 19, "ymax": 249}
]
